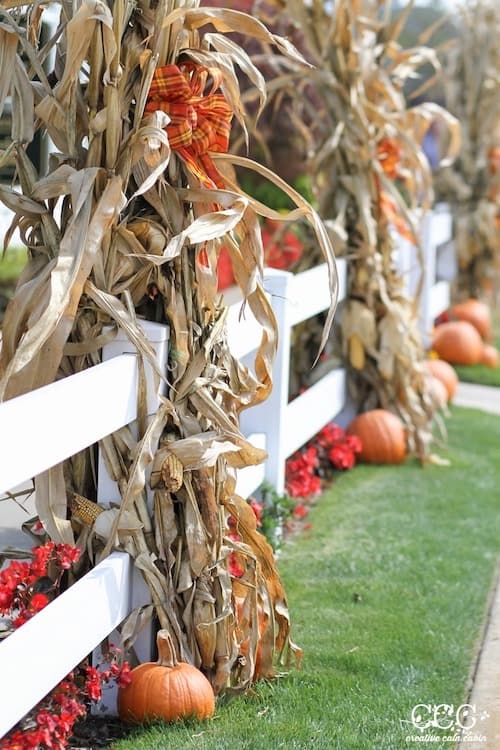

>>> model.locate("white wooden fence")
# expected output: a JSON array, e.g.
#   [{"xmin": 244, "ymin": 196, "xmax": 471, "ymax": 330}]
[
  {"xmin": 0, "ymin": 261, "xmax": 347, "ymax": 736},
  {"xmin": 232, "ymin": 261, "xmax": 347, "ymax": 496},
  {"xmin": 394, "ymin": 203, "xmax": 454, "ymax": 347},
  {"xmin": 0, "ymin": 207, "xmax": 455, "ymax": 735}
]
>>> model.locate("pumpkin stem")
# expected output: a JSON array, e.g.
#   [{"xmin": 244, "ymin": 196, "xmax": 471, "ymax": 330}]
[{"xmin": 156, "ymin": 629, "xmax": 178, "ymax": 668}]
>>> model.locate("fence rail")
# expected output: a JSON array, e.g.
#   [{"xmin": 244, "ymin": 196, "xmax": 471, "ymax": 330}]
[{"xmin": 394, "ymin": 204, "xmax": 454, "ymax": 346}]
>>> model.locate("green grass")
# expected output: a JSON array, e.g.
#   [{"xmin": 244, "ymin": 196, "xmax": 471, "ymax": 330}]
[
  {"xmin": 113, "ymin": 406, "xmax": 500, "ymax": 750},
  {"xmin": 454, "ymin": 361, "xmax": 500, "ymax": 388},
  {"xmin": 0, "ymin": 246, "xmax": 27, "ymax": 284}
]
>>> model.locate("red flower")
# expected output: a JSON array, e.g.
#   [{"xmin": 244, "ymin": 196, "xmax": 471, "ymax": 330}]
[
  {"xmin": 84, "ymin": 666, "xmax": 102, "ymax": 702},
  {"xmin": 29, "ymin": 593, "xmax": 49, "ymax": 614},
  {"xmin": 345, "ymin": 434, "xmax": 362, "ymax": 454},
  {"xmin": 293, "ymin": 504, "xmax": 308, "ymax": 519},
  {"xmin": 316, "ymin": 423, "xmax": 345, "ymax": 447},
  {"xmin": 249, "ymin": 498, "xmax": 264, "ymax": 527},
  {"xmin": 261, "ymin": 223, "xmax": 303, "ymax": 270},
  {"xmin": 116, "ymin": 662, "xmax": 132, "ymax": 688},
  {"xmin": 228, "ymin": 552, "xmax": 245, "ymax": 578},
  {"xmin": 217, "ymin": 245, "xmax": 235, "ymax": 290},
  {"xmin": 328, "ymin": 445, "xmax": 355, "ymax": 470},
  {"xmin": 54, "ymin": 544, "xmax": 81, "ymax": 570},
  {"xmin": 0, "ymin": 587, "xmax": 14, "ymax": 611}
]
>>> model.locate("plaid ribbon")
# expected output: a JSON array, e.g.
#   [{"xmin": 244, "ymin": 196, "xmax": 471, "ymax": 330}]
[{"xmin": 145, "ymin": 62, "xmax": 233, "ymax": 189}]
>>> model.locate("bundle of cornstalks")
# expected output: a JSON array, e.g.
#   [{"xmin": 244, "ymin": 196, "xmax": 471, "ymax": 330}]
[
  {"xmin": 0, "ymin": 0, "xmax": 338, "ymax": 691},
  {"xmin": 252, "ymin": 0, "xmax": 459, "ymax": 459},
  {"xmin": 434, "ymin": 0, "xmax": 500, "ymax": 300}
]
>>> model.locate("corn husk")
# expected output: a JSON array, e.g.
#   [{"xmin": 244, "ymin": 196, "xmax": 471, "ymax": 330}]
[{"xmin": 434, "ymin": 1, "xmax": 500, "ymax": 299}]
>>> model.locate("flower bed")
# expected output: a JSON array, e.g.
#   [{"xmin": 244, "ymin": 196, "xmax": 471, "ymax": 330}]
[{"xmin": 0, "ymin": 544, "xmax": 131, "ymax": 749}]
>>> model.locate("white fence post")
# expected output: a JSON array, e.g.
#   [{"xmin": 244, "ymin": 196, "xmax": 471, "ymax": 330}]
[
  {"xmin": 239, "ymin": 269, "xmax": 294, "ymax": 496},
  {"xmin": 420, "ymin": 211, "xmax": 438, "ymax": 346},
  {"xmin": 419, "ymin": 206, "xmax": 452, "ymax": 346},
  {"xmin": 96, "ymin": 320, "xmax": 169, "ymax": 710}
]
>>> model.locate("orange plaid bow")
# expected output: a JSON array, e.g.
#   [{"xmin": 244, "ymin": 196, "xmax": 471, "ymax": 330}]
[{"xmin": 145, "ymin": 62, "xmax": 233, "ymax": 190}]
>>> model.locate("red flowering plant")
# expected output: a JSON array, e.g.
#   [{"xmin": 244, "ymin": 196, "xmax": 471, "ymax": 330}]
[
  {"xmin": 0, "ymin": 542, "xmax": 80, "ymax": 633},
  {"xmin": 314, "ymin": 423, "xmax": 362, "ymax": 473},
  {"xmin": 217, "ymin": 218, "xmax": 304, "ymax": 291},
  {"xmin": 285, "ymin": 423, "xmax": 362, "ymax": 500},
  {"xmin": 0, "ymin": 543, "xmax": 132, "ymax": 749},
  {"xmin": 0, "ymin": 647, "xmax": 132, "ymax": 750}
]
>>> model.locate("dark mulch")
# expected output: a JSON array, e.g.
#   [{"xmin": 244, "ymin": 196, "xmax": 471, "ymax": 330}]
[{"xmin": 69, "ymin": 716, "xmax": 131, "ymax": 749}]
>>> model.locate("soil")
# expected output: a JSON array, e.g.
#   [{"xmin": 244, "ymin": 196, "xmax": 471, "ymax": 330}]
[{"xmin": 69, "ymin": 716, "xmax": 131, "ymax": 749}]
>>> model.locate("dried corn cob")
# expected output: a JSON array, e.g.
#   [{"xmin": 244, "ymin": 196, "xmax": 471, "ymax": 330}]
[
  {"xmin": 160, "ymin": 453, "xmax": 184, "ymax": 492},
  {"xmin": 71, "ymin": 494, "xmax": 105, "ymax": 526},
  {"xmin": 349, "ymin": 333, "xmax": 365, "ymax": 370}
]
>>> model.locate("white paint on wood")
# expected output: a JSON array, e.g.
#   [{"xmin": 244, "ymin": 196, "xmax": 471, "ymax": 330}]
[
  {"xmin": 428, "ymin": 204, "xmax": 452, "ymax": 249},
  {"xmin": 235, "ymin": 432, "xmax": 266, "ymax": 499},
  {"xmin": 99, "ymin": 320, "xmax": 169, "ymax": 418},
  {"xmin": 284, "ymin": 369, "xmax": 346, "ymax": 458},
  {"xmin": 288, "ymin": 259, "xmax": 347, "ymax": 327},
  {"xmin": 240, "ymin": 269, "xmax": 294, "ymax": 495},
  {"xmin": 429, "ymin": 280, "xmax": 451, "ymax": 324},
  {"xmin": 0, "ymin": 355, "xmax": 138, "ymax": 496},
  {"xmin": 0, "ymin": 552, "xmax": 131, "ymax": 738},
  {"xmin": 419, "ymin": 207, "xmax": 452, "ymax": 345},
  {"xmin": 226, "ymin": 299, "xmax": 264, "ymax": 359}
]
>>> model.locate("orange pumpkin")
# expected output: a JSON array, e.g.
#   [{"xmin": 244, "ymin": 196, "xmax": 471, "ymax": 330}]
[
  {"xmin": 424, "ymin": 359, "xmax": 458, "ymax": 402},
  {"xmin": 450, "ymin": 299, "xmax": 492, "ymax": 340},
  {"xmin": 432, "ymin": 321, "xmax": 483, "ymax": 365},
  {"xmin": 118, "ymin": 630, "xmax": 215, "ymax": 723},
  {"xmin": 480, "ymin": 344, "xmax": 499, "ymax": 368},
  {"xmin": 346, "ymin": 409, "xmax": 406, "ymax": 465}
]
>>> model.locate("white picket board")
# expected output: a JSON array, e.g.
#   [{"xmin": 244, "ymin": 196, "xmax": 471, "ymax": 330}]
[
  {"xmin": 0, "ymin": 355, "xmax": 138, "ymax": 496},
  {"xmin": 283, "ymin": 368, "xmax": 346, "ymax": 458},
  {"xmin": 235, "ymin": 432, "xmax": 266, "ymax": 499},
  {"xmin": 428, "ymin": 205, "xmax": 452, "ymax": 250},
  {"xmin": 288, "ymin": 259, "xmax": 347, "ymax": 328},
  {"xmin": 0, "ymin": 551, "xmax": 132, "ymax": 738},
  {"xmin": 226, "ymin": 297, "xmax": 264, "ymax": 359},
  {"xmin": 429, "ymin": 280, "xmax": 451, "ymax": 324}
]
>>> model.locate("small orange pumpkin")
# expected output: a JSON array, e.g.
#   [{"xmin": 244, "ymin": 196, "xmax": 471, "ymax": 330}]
[
  {"xmin": 450, "ymin": 299, "xmax": 492, "ymax": 340},
  {"xmin": 118, "ymin": 630, "xmax": 215, "ymax": 723},
  {"xmin": 480, "ymin": 344, "xmax": 499, "ymax": 368},
  {"xmin": 346, "ymin": 409, "xmax": 406, "ymax": 465},
  {"xmin": 424, "ymin": 359, "xmax": 458, "ymax": 402},
  {"xmin": 432, "ymin": 321, "xmax": 483, "ymax": 365}
]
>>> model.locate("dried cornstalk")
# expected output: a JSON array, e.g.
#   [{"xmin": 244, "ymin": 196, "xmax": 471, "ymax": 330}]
[
  {"xmin": 434, "ymin": 0, "xmax": 500, "ymax": 299},
  {"xmin": 0, "ymin": 0, "xmax": 342, "ymax": 690},
  {"xmin": 254, "ymin": 0, "xmax": 459, "ymax": 459}
]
